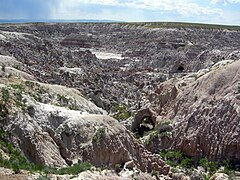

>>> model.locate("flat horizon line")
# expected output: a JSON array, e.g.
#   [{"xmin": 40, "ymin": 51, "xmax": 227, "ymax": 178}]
[{"xmin": 0, "ymin": 19, "xmax": 239, "ymax": 27}]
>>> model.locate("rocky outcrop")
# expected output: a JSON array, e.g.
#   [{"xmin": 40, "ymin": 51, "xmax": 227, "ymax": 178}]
[
  {"xmin": 61, "ymin": 34, "xmax": 100, "ymax": 48},
  {"xmin": 0, "ymin": 74, "xmax": 169, "ymax": 175},
  {"xmin": 75, "ymin": 169, "xmax": 157, "ymax": 180},
  {"xmin": 8, "ymin": 103, "xmax": 169, "ymax": 174},
  {"xmin": 210, "ymin": 173, "xmax": 229, "ymax": 180},
  {"xmin": 154, "ymin": 60, "xmax": 240, "ymax": 164},
  {"xmin": 131, "ymin": 108, "xmax": 157, "ymax": 134}
]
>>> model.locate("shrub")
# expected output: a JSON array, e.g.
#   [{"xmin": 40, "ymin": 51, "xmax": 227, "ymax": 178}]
[
  {"xmin": 57, "ymin": 94, "xmax": 69, "ymax": 105},
  {"xmin": 0, "ymin": 135, "xmax": 92, "ymax": 175},
  {"xmin": 160, "ymin": 151, "xmax": 193, "ymax": 168},
  {"xmin": 112, "ymin": 104, "xmax": 130, "ymax": 121},
  {"xmin": 221, "ymin": 160, "xmax": 235, "ymax": 177},
  {"xmin": 10, "ymin": 84, "xmax": 25, "ymax": 91},
  {"xmin": 199, "ymin": 158, "xmax": 218, "ymax": 174},
  {"xmin": 0, "ymin": 130, "xmax": 93, "ymax": 175},
  {"xmin": 24, "ymin": 81, "xmax": 35, "ymax": 88},
  {"xmin": 1, "ymin": 87, "xmax": 10, "ymax": 102},
  {"xmin": 37, "ymin": 175, "xmax": 51, "ymax": 180},
  {"xmin": 92, "ymin": 127, "xmax": 106, "ymax": 143},
  {"xmin": 144, "ymin": 131, "xmax": 158, "ymax": 146},
  {"xmin": 57, "ymin": 162, "xmax": 92, "ymax": 175},
  {"xmin": 180, "ymin": 157, "xmax": 193, "ymax": 168}
]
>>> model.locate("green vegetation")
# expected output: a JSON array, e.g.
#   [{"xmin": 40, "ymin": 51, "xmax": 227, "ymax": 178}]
[
  {"xmin": 151, "ymin": 170, "xmax": 158, "ymax": 177},
  {"xmin": 160, "ymin": 151, "xmax": 193, "ymax": 168},
  {"xmin": 0, "ymin": 87, "xmax": 10, "ymax": 120},
  {"xmin": 1, "ymin": 87, "xmax": 10, "ymax": 102},
  {"xmin": 92, "ymin": 127, "xmax": 106, "ymax": 143},
  {"xmin": 143, "ymin": 131, "xmax": 158, "ymax": 146},
  {"xmin": 0, "ymin": 130, "xmax": 92, "ymax": 175},
  {"xmin": 24, "ymin": 80, "xmax": 35, "ymax": 88},
  {"xmin": 57, "ymin": 162, "xmax": 92, "ymax": 175},
  {"xmin": 57, "ymin": 94, "xmax": 69, "ymax": 105},
  {"xmin": 37, "ymin": 175, "xmax": 51, "ymax": 180},
  {"xmin": 199, "ymin": 158, "xmax": 235, "ymax": 177},
  {"xmin": 112, "ymin": 104, "xmax": 131, "ymax": 121},
  {"xmin": 55, "ymin": 94, "xmax": 79, "ymax": 110},
  {"xmin": 199, "ymin": 158, "xmax": 218, "ymax": 173},
  {"xmin": 2, "ymin": 81, "xmax": 83, "ymax": 117},
  {"xmin": 25, "ymin": 82, "xmax": 47, "ymax": 103},
  {"xmin": 11, "ymin": 83, "xmax": 25, "ymax": 91},
  {"xmin": 0, "ymin": 130, "xmax": 44, "ymax": 173},
  {"xmin": 160, "ymin": 150, "xmax": 235, "ymax": 177}
]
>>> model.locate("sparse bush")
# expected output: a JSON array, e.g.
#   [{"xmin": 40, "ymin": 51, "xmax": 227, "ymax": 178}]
[
  {"xmin": 57, "ymin": 94, "xmax": 69, "ymax": 105},
  {"xmin": 221, "ymin": 160, "xmax": 235, "ymax": 178},
  {"xmin": 36, "ymin": 86, "xmax": 48, "ymax": 95},
  {"xmin": 92, "ymin": 127, "xmax": 106, "ymax": 143},
  {"xmin": 112, "ymin": 104, "xmax": 131, "ymax": 121},
  {"xmin": 160, "ymin": 151, "xmax": 193, "ymax": 168},
  {"xmin": 0, "ymin": 132, "xmax": 92, "ymax": 175},
  {"xmin": 180, "ymin": 157, "xmax": 193, "ymax": 168},
  {"xmin": 144, "ymin": 131, "xmax": 158, "ymax": 146},
  {"xmin": 57, "ymin": 162, "xmax": 92, "ymax": 175},
  {"xmin": 199, "ymin": 158, "xmax": 218, "ymax": 174},
  {"xmin": 160, "ymin": 151, "xmax": 235, "ymax": 177},
  {"xmin": 24, "ymin": 81, "xmax": 34, "ymax": 88},
  {"xmin": 37, "ymin": 174, "xmax": 51, "ymax": 180},
  {"xmin": 1, "ymin": 87, "xmax": 10, "ymax": 102},
  {"xmin": 0, "ymin": 88, "xmax": 10, "ymax": 120},
  {"xmin": 198, "ymin": 158, "xmax": 235, "ymax": 177},
  {"xmin": 11, "ymin": 84, "xmax": 25, "ymax": 91},
  {"xmin": 158, "ymin": 131, "xmax": 172, "ymax": 138},
  {"xmin": 69, "ymin": 100, "xmax": 79, "ymax": 110},
  {"xmin": 151, "ymin": 170, "xmax": 158, "ymax": 176}
]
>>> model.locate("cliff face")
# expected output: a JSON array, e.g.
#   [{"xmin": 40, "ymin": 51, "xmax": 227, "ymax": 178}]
[{"xmin": 145, "ymin": 60, "xmax": 240, "ymax": 164}]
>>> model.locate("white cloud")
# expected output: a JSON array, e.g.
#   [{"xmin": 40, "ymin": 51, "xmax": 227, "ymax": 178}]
[
  {"xmin": 211, "ymin": 0, "xmax": 240, "ymax": 4},
  {"xmin": 55, "ymin": 0, "xmax": 222, "ymax": 17}
]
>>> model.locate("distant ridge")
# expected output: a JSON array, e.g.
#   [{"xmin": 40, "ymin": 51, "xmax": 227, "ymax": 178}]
[
  {"xmin": 0, "ymin": 20, "xmax": 239, "ymax": 30},
  {"xmin": 0, "ymin": 19, "xmax": 122, "ymax": 24}
]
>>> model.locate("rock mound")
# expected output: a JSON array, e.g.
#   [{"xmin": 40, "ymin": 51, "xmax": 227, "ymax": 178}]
[
  {"xmin": 156, "ymin": 60, "xmax": 240, "ymax": 163},
  {"xmin": 0, "ymin": 75, "xmax": 169, "ymax": 175}
]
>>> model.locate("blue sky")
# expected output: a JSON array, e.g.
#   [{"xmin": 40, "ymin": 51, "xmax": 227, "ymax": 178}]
[{"xmin": 0, "ymin": 0, "xmax": 239, "ymax": 25}]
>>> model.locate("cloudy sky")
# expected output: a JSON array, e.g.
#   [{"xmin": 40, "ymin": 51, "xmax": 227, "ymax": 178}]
[{"xmin": 0, "ymin": 0, "xmax": 239, "ymax": 25}]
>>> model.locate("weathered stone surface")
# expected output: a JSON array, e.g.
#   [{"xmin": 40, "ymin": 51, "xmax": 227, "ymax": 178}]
[
  {"xmin": 132, "ymin": 108, "xmax": 157, "ymax": 132},
  {"xmin": 210, "ymin": 173, "xmax": 229, "ymax": 180},
  {"xmin": 0, "ymin": 23, "xmax": 239, "ymax": 114},
  {"xmin": 0, "ymin": 77, "xmax": 168, "ymax": 174},
  {"xmin": 154, "ymin": 60, "xmax": 240, "ymax": 163},
  {"xmin": 0, "ymin": 22, "xmax": 239, "ymax": 178}
]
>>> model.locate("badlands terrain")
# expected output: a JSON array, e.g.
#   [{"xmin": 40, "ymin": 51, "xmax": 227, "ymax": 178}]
[{"xmin": 0, "ymin": 22, "xmax": 239, "ymax": 179}]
